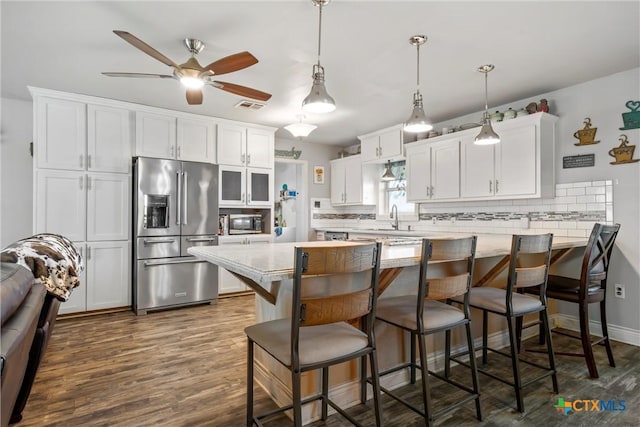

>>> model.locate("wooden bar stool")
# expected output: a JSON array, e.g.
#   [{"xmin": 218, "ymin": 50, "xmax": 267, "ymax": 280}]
[
  {"xmin": 524, "ymin": 223, "xmax": 620, "ymax": 378},
  {"xmin": 451, "ymin": 234, "xmax": 557, "ymax": 413},
  {"xmin": 245, "ymin": 241, "xmax": 384, "ymax": 427},
  {"xmin": 371, "ymin": 237, "xmax": 482, "ymax": 426}
]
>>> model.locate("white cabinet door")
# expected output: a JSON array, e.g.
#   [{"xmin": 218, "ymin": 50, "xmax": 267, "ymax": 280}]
[
  {"xmin": 86, "ymin": 173, "xmax": 130, "ymax": 241},
  {"xmin": 247, "ymin": 167, "xmax": 273, "ymax": 207},
  {"xmin": 495, "ymin": 125, "xmax": 537, "ymax": 197},
  {"xmin": 359, "ymin": 125, "xmax": 404, "ymax": 163},
  {"xmin": 86, "ymin": 241, "xmax": 130, "ymax": 310},
  {"xmin": 218, "ymin": 237, "xmax": 248, "ymax": 293},
  {"xmin": 344, "ymin": 158, "xmax": 363, "ymax": 204},
  {"xmin": 330, "ymin": 161, "xmax": 346, "ymax": 204},
  {"xmin": 378, "ymin": 128, "xmax": 403, "ymax": 160},
  {"xmin": 135, "ymin": 111, "xmax": 176, "ymax": 159},
  {"xmin": 219, "ymin": 165, "xmax": 246, "ymax": 206},
  {"xmin": 460, "ymin": 139, "xmax": 495, "ymax": 198},
  {"xmin": 217, "ymin": 123, "xmax": 246, "ymax": 166},
  {"xmin": 35, "ymin": 170, "xmax": 86, "ymax": 242},
  {"xmin": 406, "ymin": 144, "xmax": 431, "ymax": 201},
  {"xmin": 246, "ymin": 128, "xmax": 274, "ymax": 168},
  {"xmin": 431, "ymin": 140, "xmax": 460, "ymax": 200},
  {"xmin": 87, "ymin": 105, "xmax": 132, "ymax": 173},
  {"xmin": 177, "ymin": 117, "xmax": 216, "ymax": 163},
  {"xmin": 58, "ymin": 243, "xmax": 87, "ymax": 314},
  {"xmin": 36, "ymin": 97, "xmax": 86, "ymax": 170},
  {"xmin": 360, "ymin": 135, "xmax": 380, "ymax": 163}
]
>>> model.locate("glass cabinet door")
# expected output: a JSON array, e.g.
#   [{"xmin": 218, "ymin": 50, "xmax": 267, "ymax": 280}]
[
  {"xmin": 219, "ymin": 166, "xmax": 245, "ymax": 206},
  {"xmin": 247, "ymin": 167, "xmax": 272, "ymax": 206}
]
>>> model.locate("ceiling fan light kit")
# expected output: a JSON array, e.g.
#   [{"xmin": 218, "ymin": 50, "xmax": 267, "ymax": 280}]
[
  {"xmin": 404, "ymin": 35, "xmax": 433, "ymax": 133},
  {"xmin": 302, "ymin": 0, "xmax": 336, "ymax": 114},
  {"xmin": 102, "ymin": 30, "xmax": 271, "ymax": 105},
  {"xmin": 474, "ymin": 64, "xmax": 501, "ymax": 145}
]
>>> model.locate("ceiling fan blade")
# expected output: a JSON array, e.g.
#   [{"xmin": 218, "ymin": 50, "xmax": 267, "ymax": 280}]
[
  {"xmin": 102, "ymin": 72, "xmax": 175, "ymax": 79},
  {"xmin": 212, "ymin": 81, "xmax": 272, "ymax": 102},
  {"xmin": 113, "ymin": 30, "xmax": 181, "ymax": 70},
  {"xmin": 204, "ymin": 51, "xmax": 258, "ymax": 75},
  {"xmin": 186, "ymin": 89, "xmax": 203, "ymax": 105}
]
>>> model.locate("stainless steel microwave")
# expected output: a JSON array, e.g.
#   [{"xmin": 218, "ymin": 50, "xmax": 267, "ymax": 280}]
[{"xmin": 228, "ymin": 214, "xmax": 263, "ymax": 234}]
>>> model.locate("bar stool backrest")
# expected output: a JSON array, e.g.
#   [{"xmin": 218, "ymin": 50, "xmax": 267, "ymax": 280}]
[
  {"xmin": 582, "ymin": 223, "xmax": 620, "ymax": 286},
  {"xmin": 506, "ymin": 234, "xmax": 554, "ymax": 312}
]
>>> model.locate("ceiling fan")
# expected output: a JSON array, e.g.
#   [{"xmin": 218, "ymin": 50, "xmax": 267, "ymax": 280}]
[{"xmin": 102, "ymin": 30, "xmax": 272, "ymax": 105}]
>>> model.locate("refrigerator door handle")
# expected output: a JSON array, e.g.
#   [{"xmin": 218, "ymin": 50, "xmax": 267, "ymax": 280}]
[
  {"xmin": 143, "ymin": 258, "xmax": 207, "ymax": 267},
  {"xmin": 182, "ymin": 171, "xmax": 188, "ymax": 225},
  {"xmin": 176, "ymin": 171, "xmax": 182, "ymax": 225}
]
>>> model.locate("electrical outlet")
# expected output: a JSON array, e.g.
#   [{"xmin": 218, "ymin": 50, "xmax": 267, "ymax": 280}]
[{"xmin": 614, "ymin": 284, "xmax": 625, "ymax": 299}]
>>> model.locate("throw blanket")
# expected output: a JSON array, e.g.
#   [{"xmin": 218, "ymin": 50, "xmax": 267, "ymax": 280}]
[{"xmin": 1, "ymin": 233, "xmax": 83, "ymax": 301}]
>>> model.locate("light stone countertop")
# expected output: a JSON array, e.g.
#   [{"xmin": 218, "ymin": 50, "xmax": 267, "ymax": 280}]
[{"xmin": 188, "ymin": 233, "xmax": 587, "ymax": 286}]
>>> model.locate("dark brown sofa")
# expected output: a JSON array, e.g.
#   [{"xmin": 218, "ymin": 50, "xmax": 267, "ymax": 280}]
[{"xmin": 0, "ymin": 262, "xmax": 61, "ymax": 426}]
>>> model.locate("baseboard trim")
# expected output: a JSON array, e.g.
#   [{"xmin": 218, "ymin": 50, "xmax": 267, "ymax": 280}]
[{"xmin": 552, "ymin": 313, "xmax": 640, "ymax": 347}]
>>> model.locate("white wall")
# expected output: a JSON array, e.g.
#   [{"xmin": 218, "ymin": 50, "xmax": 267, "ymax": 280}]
[{"xmin": 0, "ymin": 97, "xmax": 33, "ymax": 248}]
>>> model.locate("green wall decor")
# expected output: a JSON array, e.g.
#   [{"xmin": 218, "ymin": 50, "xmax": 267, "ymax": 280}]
[
  {"xmin": 275, "ymin": 147, "xmax": 302, "ymax": 160},
  {"xmin": 620, "ymin": 100, "xmax": 640, "ymax": 130}
]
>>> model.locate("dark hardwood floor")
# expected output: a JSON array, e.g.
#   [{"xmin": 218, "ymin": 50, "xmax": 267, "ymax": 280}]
[{"xmin": 16, "ymin": 295, "xmax": 639, "ymax": 426}]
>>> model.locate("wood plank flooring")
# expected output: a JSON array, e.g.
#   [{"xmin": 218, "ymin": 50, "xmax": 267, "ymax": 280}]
[{"xmin": 15, "ymin": 295, "xmax": 639, "ymax": 426}]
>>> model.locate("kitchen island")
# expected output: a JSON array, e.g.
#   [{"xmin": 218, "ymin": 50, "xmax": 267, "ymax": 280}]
[{"xmin": 189, "ymin": 233, "xmax": 587, "ymax": 425}]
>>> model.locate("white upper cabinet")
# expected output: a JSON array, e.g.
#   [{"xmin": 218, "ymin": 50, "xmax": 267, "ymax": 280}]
[
  {"xmin": 217, "ymin": 123, "xmax": 274, "ymax": 168},
  {"xmin": 330, "ymin": 155, "xmax": 376, "ymax": 206},
  {"xmin": 87, "ymin": 104, "xmax": 132, "ymax": 173},
  {"xmin": 405, "ymin": 138, "xmax": 460, "ymax": 202},
  {"xmin": 460, "ymin": 113, "xmax": 556, "ymax": 200},
  {"xmin": 177, "ymin": 117, "xmax": 216, "ymax": 163},
  {"xmin": 359, "ymin": 124, "xmax": 404, "ymax": 164},
  {"xmin": 36, "ymin": 97, "xmax": 87, "ymax": 170},
  {"xmin": 135, "ymin": 111, "xmax": 177, "ymax": 159},
  {"xmin": 218, "ymin": 165, "xmax": 273, "ymax": 207}
]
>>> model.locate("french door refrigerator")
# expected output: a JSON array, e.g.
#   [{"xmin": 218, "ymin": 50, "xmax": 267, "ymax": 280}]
[{"xmin": 133, "ymin": 157, "xmax": 219, "ymax": 315}]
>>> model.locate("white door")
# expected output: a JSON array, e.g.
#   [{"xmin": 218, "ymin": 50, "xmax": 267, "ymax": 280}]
[
  {"xmin": 217, "ymin": 123, "xmax": 246, "ymax": 166},
  {"xmin": 406, "ymin": 144, "xmax": 431, "ymax": 201},
  {"xmin": 87, "ymin": 104, "xmax": 131, "ymax": 173},
  {"xmin": 58, "ymin": 242, "xmax": 87, "ymax": 314},
  {"xmin": 177, "ymin": 117, "xmax": 216, "ymax": 163},
  {"xmin": 246, "ymin": 128, "xmax": 274, "ymax": 168},
  {"xmin": 219, "ymin": 165, "xmax": 246, "ymax": 206},
  {"xmin": 86, "ymin": 173, "xmax": 130, "ymax": 241},
  {"xmin": 36, "ymin": 97, "xmax": 86, "ymax": 170},
  {"xmin": 460, "ymin": 138, "xmax": 495, "ymax": 198},
  {"xmin": 431, "ymin": 140, "xmax": 460, "ymax": 200},
  {"xmin": 135, "ymin": 111, "xmax": 176, "ymax": 159},
  {"xmin": 344, "ymin": 158, "xmax": 363, "ymax": 204},
  {"xmin": 35, "ymin": 170, "xmax": 86, "ymax": 242},
  {"xmin": 495, "ymin": 125, "xmax": 537, "ymax": 197},
  {"xmin": 86, "ymin": 241, "xmax": 130, "ymax": 310},
  {"xmin": 330, "ymin": 162, "xmax": 345, "ymax": 205},
  {"xmin": 247, "ymin": 167, "xmax": 273, "ymax": 207}
]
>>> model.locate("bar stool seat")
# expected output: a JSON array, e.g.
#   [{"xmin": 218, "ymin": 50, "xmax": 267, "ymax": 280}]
[
  {"xmin": 377, "ymin": 297, "xmax": 465, "ymax": 331},
  {"xmin": 460, "ymin": 287, "xmax": 542, "ymax": 315}
]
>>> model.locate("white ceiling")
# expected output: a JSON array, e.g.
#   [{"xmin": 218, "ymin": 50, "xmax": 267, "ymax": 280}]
[{"xmin": 2, "ymin": 1, "xmax": 638, "ymax": 146}]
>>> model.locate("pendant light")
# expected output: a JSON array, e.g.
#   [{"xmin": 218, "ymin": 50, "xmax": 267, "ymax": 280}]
[
  {"xmin": 404, "ymin": 35, "xmax": 432, "ymax": 133},
  {"xmin": 474, "ymin": 64, "xmax": 500, "ymax": 145},
  {"xmin": 381, "ymin": 160, "xmax": 396, "ymax": 181},
  {"xmin": 302, "ymin": 0, "xmax": 336, "ymax": 114},
  {"xmin": 284, "ymin": 115, "xmax": 317, "ymax": 138}
]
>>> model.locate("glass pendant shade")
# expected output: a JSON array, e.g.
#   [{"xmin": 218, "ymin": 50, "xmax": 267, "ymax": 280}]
[
  {"xmin": 302, "ymin": 65, "xmax": 336, "ymax": 113},
  {"xmin": 381, "ymin": 160, "xmax": 396, "ymax": 181},
  {"xmin": 474, "ymin": 113, "xmax": 500, "ymax": 145},
  {"xmin": 474, "ymin": 64, "xmax": 500, "ymax": 145},
  {"xmin": 284, "ymin": 122, "xmax": 317, "ymax": 138}
]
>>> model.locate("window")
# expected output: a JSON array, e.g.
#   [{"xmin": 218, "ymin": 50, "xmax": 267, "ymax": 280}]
[{"xmin": 378, "ymin": 161, "xmax": 415, "ymax": 215}]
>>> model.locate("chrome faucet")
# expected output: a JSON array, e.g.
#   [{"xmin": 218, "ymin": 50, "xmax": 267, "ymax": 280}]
[{"xmin": 390, "ymin": 204, "xmax": 399, "ymax": 230}]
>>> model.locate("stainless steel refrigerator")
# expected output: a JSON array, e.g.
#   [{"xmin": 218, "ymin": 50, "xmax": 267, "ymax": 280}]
[{"xmin": 133, "ymin": 157, "xmax": 219, "ymax": 315}]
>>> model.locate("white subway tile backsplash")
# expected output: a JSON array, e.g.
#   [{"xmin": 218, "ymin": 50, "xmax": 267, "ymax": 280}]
[
  {"xmin": 586, "ymin": 187, "xmax": 605, "ymax": 195},
  {"xmin": 567, "ymin": 203, "xmax": 587, "ymax": 211},
  {"xmin": 555, "ymin": 188, "xmax": 567, "ymax": 197},
  {"xmin": 557, "ymin": 183, "xmax": 573, "ymax": 189},
  {"xmin": 576, "ymin": 195, "xmax": 596, "ymax": 204},
  {"xmin": 595, "ymin": 195, "xmax": 606, "ymax": 203},
  {"xmin": 567, "ymin": 187, "xmax": 586, "ymax": 196},
  {"xmin": 593, "ymin": 181, "xmax": 606, "ymax": 186}
]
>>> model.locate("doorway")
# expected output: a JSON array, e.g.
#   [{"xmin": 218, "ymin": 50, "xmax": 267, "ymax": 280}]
[{"xmin": 274, "ymin": 159, "xmax": 309, "ymax": 242}]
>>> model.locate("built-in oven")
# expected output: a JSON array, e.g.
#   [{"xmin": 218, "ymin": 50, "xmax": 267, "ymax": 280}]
[{"xmin": 228, "ymin": 214, "xmax": 263, "ymax": 234}]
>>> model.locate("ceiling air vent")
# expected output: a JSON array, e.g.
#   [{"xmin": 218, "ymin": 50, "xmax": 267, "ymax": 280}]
[{"xmin": 234, "ymin": 100, "xmax": 266, "ymax": 111}]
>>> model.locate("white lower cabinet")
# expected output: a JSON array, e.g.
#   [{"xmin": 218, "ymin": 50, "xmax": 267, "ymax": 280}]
[
  {"xmin": 218, "ymin": 235, "xmax": 272, "ymax": 294},
  {"xmin": 58, "ymin": 241, "xmax": 130, "ymax": 314},
  {"xmin": 406, "ymin": 138, "xmax": 460, "ymax": 202}
]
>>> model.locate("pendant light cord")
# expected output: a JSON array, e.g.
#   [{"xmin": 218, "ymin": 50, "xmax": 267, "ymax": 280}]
[
  {"xmin": 415, "ymin": 43, "xmax": 420, "ymax": 95},
  {"xmin": 484, "ymin": 71, "xmax": 489, "ymax": 113},
  {"xmin": 317, "ymin": 4, "xmax": 323, "ymax": 66}
]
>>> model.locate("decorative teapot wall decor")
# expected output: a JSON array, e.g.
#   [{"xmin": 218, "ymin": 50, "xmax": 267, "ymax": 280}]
[
  {"xmin": 620, "ymin": 100, "xmax": 640, "ymax": 130},
  {"xmin": 573, "ymin": 117, "xmax": 600, "ymax": 146},
  {"xmin": 609, "ymin": 134, "xmax": 638, "ymax": 165}
]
